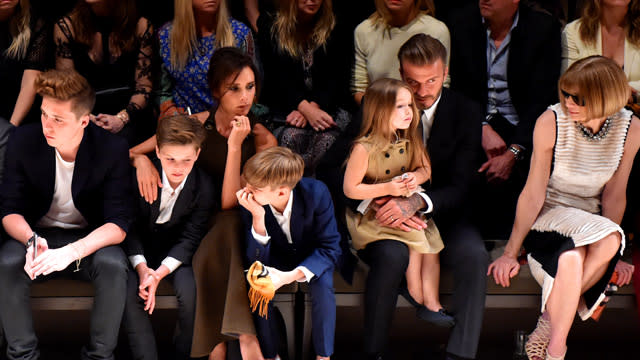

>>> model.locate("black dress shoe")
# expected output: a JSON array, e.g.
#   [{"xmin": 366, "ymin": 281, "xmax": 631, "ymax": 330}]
[{"xmin": 416, "ymin": 307, "xmax": 455, "ymax": 328}]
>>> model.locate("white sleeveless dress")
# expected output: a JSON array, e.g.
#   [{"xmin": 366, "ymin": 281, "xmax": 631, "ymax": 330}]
[{"xmin": 523, "ymin": 103, "xmax": 631, "ymax": 320}]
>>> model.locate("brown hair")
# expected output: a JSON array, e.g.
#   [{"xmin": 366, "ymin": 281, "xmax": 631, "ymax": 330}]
[
  {"xmin": 156, "ymin": 115, "xmax": 206, "ymax": 149},
  {"xmin": 356, "ymin": 78, "xmax": 430, "ymax": 174},
  {"xmin": 243, "ymin": 147, "xmax": 304, "ymax": 189},
  {"xmin": 370, "ymin": 0, "xmax": 435, "ymax": 31},
  {"xmin": 579, "ymin": 0, "xmax": 640, "ymax": 48},
  {"xmin": 272, "ymin": 0, "xmax": 336, "ymax": 58},
  {"xmin": 558, "ymin": 55, "xmax": 629, "ymax": 120},
  {"xmin": 69, "ymin": 0, "xmax": 140, "ymax": 55},
  {"xmin": 397, "ymin": 33, "xmax": 447, "ymax": 68},
  {"xmin": 207, "ymin": 47, "xmax": 260, "ymax": 100},
  {"xmin": 35, "ymin": 69, "xmax": 95, "ymax": 117}
]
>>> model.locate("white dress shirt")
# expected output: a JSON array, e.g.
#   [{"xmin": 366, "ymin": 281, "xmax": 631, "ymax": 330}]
[
  {"xmin": 251, "ymin": 192, "xmax": 315, "ymax": 282},
  {"xmin": 128, "ymin": 170, "xmax": 189, "ymax": 273}
]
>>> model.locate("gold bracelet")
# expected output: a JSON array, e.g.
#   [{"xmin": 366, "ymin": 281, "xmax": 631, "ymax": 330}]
[{"xmin": 116, "ymin": 110, "xmax": 130, "ymax": 125}]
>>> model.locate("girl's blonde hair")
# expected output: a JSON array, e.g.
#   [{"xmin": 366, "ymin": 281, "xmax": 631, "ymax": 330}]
[
  {"xmin": 5, "ymin": 0, "xmax": 31, "ymax": 60},
  {"xmin": 356, "ymin": 78, "xmax": 430, "ymax": 174},
  {"xmin": 272, "ymin": 0, "xmax": 335, "ymax": 58},
  {"xmin": 170, "ymin": 0, "xmax": 235, "ymax": 69},
  {"xmin": 369, "ymin": 0, "xmax": 435, "ymax": 30},
  {"xmin": 559, "ymin": 55, "xmax": 629, "ymax": 120},
  {"xmin": 579, "ymin": 0, "xmax": 640, "ymax": 48}
]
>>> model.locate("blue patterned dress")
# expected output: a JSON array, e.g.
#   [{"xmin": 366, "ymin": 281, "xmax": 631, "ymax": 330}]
[{"xmin": 157, "ymin": 19, "xmax": 255, "ymax": 115}]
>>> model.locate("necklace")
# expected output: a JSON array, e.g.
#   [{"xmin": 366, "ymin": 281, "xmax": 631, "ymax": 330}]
[{"xmin": 575, "ymin": 117, "xmax": 612, "ymax": 142}]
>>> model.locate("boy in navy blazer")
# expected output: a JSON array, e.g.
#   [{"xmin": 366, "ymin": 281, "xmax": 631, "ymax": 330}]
[
  {"xmin": 122, "ymin": 115, "xmax": 215, "ymax": 360},
  {"xmin": 237, "ymin": 147, "xmax": 341, "ymax": 360},
  {"xmin": 0, "ymin": 69, "xmax": 133, "ymax": 360}
]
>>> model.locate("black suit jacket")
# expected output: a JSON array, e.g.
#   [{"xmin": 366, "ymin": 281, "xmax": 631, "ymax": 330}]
[
  {"xmin": 449, "ymin": 3, "xmax": 561, "ymax": 150},
  {"xmin": 0, "ymin": 122, "xmax": 133, "ymax": 233},
  {"xmin": 123, "ymin": 159, "xmax": 216, "ymax": 266},
  {"xmin": 423, "ymin": 88, "xmax": 483, "ymax": 229}
]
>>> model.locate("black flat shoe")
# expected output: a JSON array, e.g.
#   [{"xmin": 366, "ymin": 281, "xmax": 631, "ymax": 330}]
[
  {"xmin": 416, "ymin": 307, "xmax": 455, "ymax": 328},
  {"xmin": 397, "ymin": 285, "xmax": 422, "ymax": 308}
]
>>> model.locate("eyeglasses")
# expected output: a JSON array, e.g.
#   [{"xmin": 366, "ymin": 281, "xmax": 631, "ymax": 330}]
[{"xmin": 561, "ymin": 89, "xmax": 585, "ymax": 106}]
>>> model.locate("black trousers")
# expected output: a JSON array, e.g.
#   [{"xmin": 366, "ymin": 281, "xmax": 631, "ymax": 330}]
[
  {"xmin": 0, "ymin": 227, "xmax": 128, "ymax": 360},
  {"xmin": 358, "ymin": 221, "xmax": 488, "ymax": 359},
  {"xmin": 123, "ymin": 265, "xmax": 196, "ymax": 360}
]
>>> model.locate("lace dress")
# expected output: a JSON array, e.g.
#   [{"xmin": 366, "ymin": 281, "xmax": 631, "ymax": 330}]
[{"xmin": 523, "ymin": 103, "xmax": 631, "ymax": 319}]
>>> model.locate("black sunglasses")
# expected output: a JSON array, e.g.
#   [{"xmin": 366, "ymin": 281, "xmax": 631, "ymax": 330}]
[{"xmin": 561, "ymin": 89, "xmax": 585, "ymax": 106}]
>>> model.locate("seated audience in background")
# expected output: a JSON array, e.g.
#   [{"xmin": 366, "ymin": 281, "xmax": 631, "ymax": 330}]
[
  {"xmin": 449, "ymin": 0, "xmax": 561, "ymax": 239},
  {"xmin": 489, "ymin": 56, "xmax": 640, "ymax": 360},
  {"xmin": 122, "ymin": 115, "xmax": 215, "ymax": 360},
  {"xmin": 238, "ymin": 147, "xmax": 341, "ymax": 360},
  {"xmin": 344, "ymin": 77, "xmax": 455, "ymax": 327},
  {"xmin": 157, "ymin": 0, "xmax": 255, "ymax": 121},
  {"xmin": 346, "ymin": 34, "xmax": 486, "ymax": 360},
  {"xmin": 0, "ymin": 69, "xmax": 132, "ymax": 360},
  {"xmin": 257, "ymin": 0, "xmax": 352, "ymax": 174},
  {"xmin": 54, "ymin": 0, "xmax": 154, "ymax": 146},
  {"xmin": 562, "ymin": 0, "xmax": 640, "ymax": 92},
  {"xmin": 130, "ymin": 47, "xmax": 277, "ymax": 360},
  {"xmin": 351, "ymin": 0, "xmax": 450, "ymax": 105}
]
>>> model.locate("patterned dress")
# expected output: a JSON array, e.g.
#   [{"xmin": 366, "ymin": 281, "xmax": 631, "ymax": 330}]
[
  {"xmin": 157, "ymin": 19, "xmax": 255, "ymax": 115},
  {"xmin": 523, "ymin": 103, "xmax": 631, "ymax": 320},
  {"xmin": 345, "ymin": 139, "xmax": 443, "ymax": 253}
]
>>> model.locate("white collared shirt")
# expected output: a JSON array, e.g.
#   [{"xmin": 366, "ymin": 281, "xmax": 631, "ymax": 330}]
[
  {"xmin": 128, "ymin": 170, "xmax": 189, "ymax": 273},
  {"xmin": 421, "ymin": 94, "xmax": 442, "ymax": 144},
  {"xmin": 251, "ymin": 192, "xmax": 315, "ymax": 282}
]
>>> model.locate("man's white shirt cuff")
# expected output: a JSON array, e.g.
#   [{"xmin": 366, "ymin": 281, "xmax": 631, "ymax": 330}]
[
  {"xmin": 296, "ymin": 266, "xmax": 315, "ymax": 282},
  {"xmin": 129, "ymin": 255, "xmax": 147, "ymax": 269},
  {"xmin": 417, "ymin": 192, "xmax": 434, "ymax": 214},
  {"xmin": 357, "ymin": 199, "xmax": 373, "ymax": 214},
  {"xmin": 161, "ymin": 257, "xmax": 183, "ymax": 273}
]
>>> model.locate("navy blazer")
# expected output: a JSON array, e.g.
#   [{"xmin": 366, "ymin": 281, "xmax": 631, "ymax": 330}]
[
  {"xmin": 449, "ymin": 3, "xmax": 561, "ymax": 150},
  {"xmin": 123, "ymin": 159, "xmax": 216, "ymax": 265},
  {"xmin": 0, "ymin": 122, "xmax": 133, "ymax": 233},
  {"xmin": 243, "ymin": 178, "xmax": 341, "ymax": 279}
]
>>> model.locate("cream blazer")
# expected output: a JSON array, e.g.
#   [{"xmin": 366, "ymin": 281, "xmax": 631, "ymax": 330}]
[{"xmin": 562, "ymin": 19, "xmax": 640, "ymax": 91}]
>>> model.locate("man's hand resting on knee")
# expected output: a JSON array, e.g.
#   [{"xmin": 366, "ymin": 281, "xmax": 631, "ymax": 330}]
[{"xmin": 369, "ymin": 195, "xmax": 428, "ymax": 232}]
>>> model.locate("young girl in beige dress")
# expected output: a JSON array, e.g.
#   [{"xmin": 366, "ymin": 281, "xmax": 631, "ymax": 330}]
[{"xmin": 343, "ymin": 78, "xmax": 453, "ymax": 326}]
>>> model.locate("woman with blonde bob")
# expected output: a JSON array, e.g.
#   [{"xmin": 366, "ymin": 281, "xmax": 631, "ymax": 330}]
[
  {"xmin": 256, "ymin": 0, "xmax": 352, "ymax": 174},
  {"xmin": 351, "ymin": 0, "xmax": 450, "ymax": 105},
  {"xmin": 562, "ymin": 0, "xmax": 640, "ymax": 91},
  {"xmin": 489, "ymin": 56, "xmax": 640, "ymax": 360},
  {"xmin": 157, "ymin": 0, "xmax": 255, "ymax": 120}
]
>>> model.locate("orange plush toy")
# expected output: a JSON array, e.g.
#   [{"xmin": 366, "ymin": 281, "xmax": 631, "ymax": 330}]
[{"xmin": 246, "ymin": 261, "xmax": 276, "ymax": 318}]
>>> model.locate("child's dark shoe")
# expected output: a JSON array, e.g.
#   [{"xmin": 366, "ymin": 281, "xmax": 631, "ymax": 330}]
[{"xmin": 416, "ymin": 307, "xmax": 455, "ymax": 328}]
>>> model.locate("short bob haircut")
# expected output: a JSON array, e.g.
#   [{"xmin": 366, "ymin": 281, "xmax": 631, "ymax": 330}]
[
  {"xmin": 243, "ymin": 146, "xmax": 304, "ymax": 189},
  {"xmin": 35, "ymin": 69, "xmax": 95, "ymax": 118},
  {"xmin": 559, "ymin": 55, "xmax": 629, "ymax": 121},
  {"xmin": 207, "ymin": 47, "xmax": 261, "ymax": 101},
  {"xmin": 156, "ymin": 114, "xmax": 206, "ymax": 149}
]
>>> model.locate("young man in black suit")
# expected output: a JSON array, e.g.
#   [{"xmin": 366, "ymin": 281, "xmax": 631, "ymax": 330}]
[
  {"xmin": 351, "ymin": 34, "xmax": 487, "ymax": 360},
  {"xmin": 122, "ymin": 115, "xmax": 215, "ymax": 360},
  {"xmin": 448, "ymin": 0, "xmax": 561, "ymax": 239},
  {"xmin": 0, "ymin": 69, "xmax": 133, "ymax": 360}
]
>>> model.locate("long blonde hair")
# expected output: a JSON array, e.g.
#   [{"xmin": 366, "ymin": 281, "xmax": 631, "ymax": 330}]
[
  {"xmin": 5, "ymin": 0, "xmax": 31, "ymax": 60},
  {"xmin": 169, "ymin": 0, "xmax": 235, "ymax": 69},
  {"xmin": 579, "ymin": 0, "xmax": 640, "ymax": 48},
  {"xmin": 272, "ymin": 0, "xmax": 335, "ymax": 58},
  {"xmin": 369, "ymin": 0, "xmax": 435, "ymax": 30},
  {"xmin": 356, "ymin": 78, "xmax": 430, "ymax": 173}
]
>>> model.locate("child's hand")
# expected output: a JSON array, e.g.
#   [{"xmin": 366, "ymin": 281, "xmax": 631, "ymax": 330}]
[
  {"xmin": 236, "ymin": 188, "xmax": 265, "ymax": 217},
  {"xmin": 386, "ymin": 177, "xmax": 410, "ymax": 197},
  {"xmin": 402, "ymin": 172, "xmax": 418, "ymax": 192}
]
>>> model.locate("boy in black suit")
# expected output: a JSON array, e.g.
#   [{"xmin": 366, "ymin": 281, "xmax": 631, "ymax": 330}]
[
  {"xmin": 122, "ymin": 115, "xmax": 215, "ymax": 360},
  {"xmin": 237, "ymin": 147, "xmax": 341, "ymax": 360},
  {"xmin": 0, "ymin": 69, "xmax": 133, "ymax": 360}
]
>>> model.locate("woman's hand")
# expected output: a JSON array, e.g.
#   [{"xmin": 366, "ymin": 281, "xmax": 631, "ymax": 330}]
[
  {"xmin": 487, "ymin": 253, "xmax": 521, "ymax": 287},
  {"xmin": 228, "ymin": 115, "xmax": 252, "ymax": 151},
  {"xmin": 299, "ymin": 101, "xmax": 335, "ymax": 131},
  {"xmin": 94, "ymin": 113, "xmax": 126, "ymax": 134},
  {"xmin": 614, "ymin": 260, "xmax": 634, "ymax": 286},
  {"xmin": 286, "ymin": 110, "xmax": 307, "ymax": 128},
  {"xmin": 131, "ymin": 153, "xmax": 161, "ymax": 203}
]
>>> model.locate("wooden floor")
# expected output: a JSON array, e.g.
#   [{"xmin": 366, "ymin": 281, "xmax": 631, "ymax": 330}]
[{"xmin": 1, "ymin": 306, "xmax": 638, "ymax": 360}]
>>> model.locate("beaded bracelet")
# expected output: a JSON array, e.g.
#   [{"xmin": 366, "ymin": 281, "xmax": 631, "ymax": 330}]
[{"xmin": 116, "ymin": 109, "xmax": 130, "ymax": 125}]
